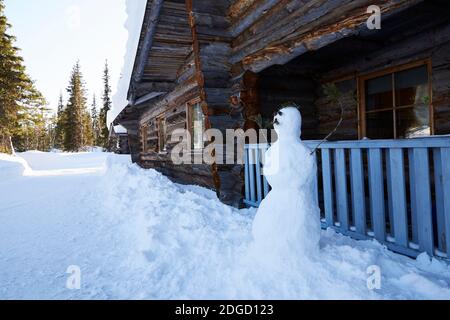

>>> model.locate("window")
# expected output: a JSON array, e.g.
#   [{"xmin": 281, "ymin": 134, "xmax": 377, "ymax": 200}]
[
  {"xmin": 361, "ymin": 62, "xmax": 432, "ymax": 139},
  {"xmin": 157, "ymin": 117, "xmax": 166, "ymax": 152},
  {"xmin": 141, "ymin": 124, "xmax": 149, "ymax": 152},
  {"xmin": 188, "ymin": 102, "xmax": 205, "ymax": 150}
]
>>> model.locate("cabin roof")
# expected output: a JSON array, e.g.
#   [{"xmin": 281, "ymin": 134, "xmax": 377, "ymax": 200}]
[
  {"xmin": 127, "ymin": 0, "xmax": 192, "ymax": 101},
  {"xmin": 114, "ymin": 0, "xmax": 427, "ymax": 128}
]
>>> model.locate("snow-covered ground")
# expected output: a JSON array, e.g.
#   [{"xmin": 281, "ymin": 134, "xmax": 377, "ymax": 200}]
[{"xmin": 0, "ymin": 152, "xmax": 449, "ymax": 300}]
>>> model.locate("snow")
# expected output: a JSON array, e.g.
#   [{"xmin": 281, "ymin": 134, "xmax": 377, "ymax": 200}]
[
  {"xmin": 253, "ymin": 107, "xmax": 321, "ymax": 259},
  {"xmin": 109, "ymin": 0, "xmax": 147, "ymax": 126},
  {"xmin": 114, "ymin": 125, "xmax": 127, "ymax": 134},
  {"xmin": 1, "ymin": 152, "xmax": 450, "ymax": 299}
]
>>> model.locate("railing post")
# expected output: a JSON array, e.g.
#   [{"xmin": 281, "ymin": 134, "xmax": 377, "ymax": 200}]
[
  {"xmin": 413, "ymin": 148, "xmax": 434, "ymax": 256},
  {"xmin": 440, "ymin": 148, "xmax": 450, "ymax": 258},
  {"xmin": 388, "ymin": 148, "xmax": 408, "ymax": 247},
  {"xmin": 350, "ymin": 149, "xmax": 366, "ymax": 235},
  {"xmin": 433, "ymin": 148, "xmax": 446, "ymax": 252},
  {"xmin": 244, "ymin": 146, "xmax": 250, "ymax": 203},
  {"xmin": 321, "ymin": 149, "xmax": 334, "ymax": 227},
  {"xmin": 368, "ymin": 148, "xmax": 386, "ymax": 242},
  {"xmin": 335, "ymin": 149, "xmax": 349, "ymax": 231}
]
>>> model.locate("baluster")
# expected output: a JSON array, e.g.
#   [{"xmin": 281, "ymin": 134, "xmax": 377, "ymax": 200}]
[
  {"xmin": 368, "ymin": 148, "xmax": 386, "ymax": 241},
  {"xmin": 440, "ymin": 148, "xmax": 450, "ymax": 257},
  {"xmin": 350, "ymin": 149, "xmax": 366, "ymax": 235},
  {"xmin": 244, "ymin": 147, "xmax": 250, "ymax": 203},
  {"xmin": 413, "ymin": 148, "xmax": 434, "ymax": 256},
  {"xmin": 248, "ymin": 148, "xmax": 256, "ymax": 204},
  {"xmin": 312, "ymin": 151, "xmax": 319, "ymax": 207},
  {"xmin": 434, "ymin": 148, "xmax": 446, "ymax": 252},
  {"xmin": 254, "ymin": 147, "xmax": 263, "ymax": 204},
  {"xmin": 388, "ymin": 148, "xmax": 408, "ymax": 247},
  {"xmin": 334, "ymin": 148, "xmax": 349, "ymax": 231},
  {"xmin": 321, "ymin": 149, "xmax": 334, "ymax": 226},
  {"xmin": 408, "ymin": 149, "xmax": 419, "ymax": 243}
]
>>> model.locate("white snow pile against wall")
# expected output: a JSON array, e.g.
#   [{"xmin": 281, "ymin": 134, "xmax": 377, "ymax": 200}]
[
  {"xmin": 100, "ymin": 158, "xmax": 450, "ymax": 300},
  {"xmin": 109, "ymin": 0, "xmax": 147, "ymax": 125}
]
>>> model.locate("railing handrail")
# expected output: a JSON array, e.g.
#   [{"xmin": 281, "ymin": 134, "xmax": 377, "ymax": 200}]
[{"xmin": 245, "ymin": 136, "xmax": 450, "ymax": 149}]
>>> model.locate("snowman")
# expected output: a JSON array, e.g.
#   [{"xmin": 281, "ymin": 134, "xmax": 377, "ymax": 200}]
[{"xmin": 252, "ymin": 106, "xmax": 321, "ymax": 259}]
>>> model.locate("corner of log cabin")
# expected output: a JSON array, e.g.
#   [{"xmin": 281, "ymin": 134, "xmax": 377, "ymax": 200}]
[{"xmin": 113, "ymin": 0, "xmax": 450, "ymax": 207}]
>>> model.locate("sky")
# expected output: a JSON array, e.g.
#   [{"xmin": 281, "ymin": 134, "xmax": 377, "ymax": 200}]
[{"xmin": 4, "ymin": 0, "xmax": 129, "ymax": 114}]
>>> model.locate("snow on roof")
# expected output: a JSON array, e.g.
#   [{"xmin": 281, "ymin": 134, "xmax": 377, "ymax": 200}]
[
  {"xmin": 114, "ymin": 125, "xmax": 127, "ymax": 134},
  {"xmin": 108, "ymin": 0, "xmax": 147, "ymax": 126}
]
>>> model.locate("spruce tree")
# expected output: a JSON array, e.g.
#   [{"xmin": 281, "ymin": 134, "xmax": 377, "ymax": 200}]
[
  {"xmin": 55, "ymin": 93, "xmax": 66, "ymax": 149},
  {"xmin": 91, "ymin": 95, "xmax": 100, "ymax": 146},
  {"xmin": 0, "ymin": 0, "xmax": 46, "ymax": 153},
  {"xmin": 99, "ymin": 60, "xmax": 112, "ymax": 149},
  {"xmin": 64, "ymin": 62, "xmax": 88, "ymax": 152}
]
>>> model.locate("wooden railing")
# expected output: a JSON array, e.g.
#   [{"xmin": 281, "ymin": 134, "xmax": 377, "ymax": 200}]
[{"xmin": 244, "ymin": 137, "xmax": 450, "ymax": 260}]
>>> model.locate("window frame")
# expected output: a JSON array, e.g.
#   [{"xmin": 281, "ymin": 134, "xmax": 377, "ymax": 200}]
[
  {"xmin": 141, "ymin": 123, "xmax": 149, "ymax": 153},
  {"xmin": 186, "ymin": 98, "xmax": 205, "ymax": 152},
  {"xmin": 358, "ymin": 59, "xmax": 434, "ymax": 139}
]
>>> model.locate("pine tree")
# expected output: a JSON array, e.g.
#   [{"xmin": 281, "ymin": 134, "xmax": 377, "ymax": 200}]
[
  {"xmin": 54, "ymin": 93, "xmax": 67, "ymax": 149},
  {"xmin": 64, "ymin": 62, "xmax": 89, "ymax": 152},
  {"xmin": 91, "ymin": 95, "xmax": 100, "ymax": 145},
  {"xmin": 99, "ymin": 60, "xmax": 112, "ymax": 149},
  {"xmin": 0, "ymin": 0, "xmax": 46, "ymax": 153}
]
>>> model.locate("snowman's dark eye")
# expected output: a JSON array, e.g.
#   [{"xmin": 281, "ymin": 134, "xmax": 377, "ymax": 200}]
[{"xmin": 278, "ymin": 111, "xmax": 283, "ymax": 116}]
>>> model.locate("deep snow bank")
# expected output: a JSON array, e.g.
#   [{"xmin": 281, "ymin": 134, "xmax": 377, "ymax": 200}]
[
  {"xmin": 99, "ymin": 157, "xmax": 450, "ymax": 300},
  {"xmin": 0, "ymin": 153, "xmax": 32, "ymax": 181}
]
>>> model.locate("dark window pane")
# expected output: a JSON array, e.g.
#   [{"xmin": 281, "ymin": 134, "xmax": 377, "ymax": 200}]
[
  {"xmin": 366, "ymin": 74, "xmax": 393, "ymax": 111},
  {"xmin": 366, "ymin": 110, "xmax": 394, "ymax": 139},
  {"xmin": 396, "ymin": 105, "xmax": 430, "ymax": 139},
  {"xmin": 395, "ymin": 65, "xmax": 429, "ymax": 107}
]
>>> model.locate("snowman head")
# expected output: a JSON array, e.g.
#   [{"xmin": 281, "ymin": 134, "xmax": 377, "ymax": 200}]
[{"xmin": 273, "ymin": 105, "xmax": 302, "ymax": 139}]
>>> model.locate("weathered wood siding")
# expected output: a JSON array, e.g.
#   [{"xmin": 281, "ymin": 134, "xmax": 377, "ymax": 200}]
[{"xmin": 115, "ymin": 0, "xmax": 450, "ymax": 207}]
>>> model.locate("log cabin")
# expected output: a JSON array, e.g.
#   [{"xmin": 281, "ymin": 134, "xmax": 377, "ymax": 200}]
[
  {"xmin": 109, "ymin": 125, "xmax": 130, "ymax": 154},
  {"xmin": 114, "ymin": 0, "xmax": 450, "ymax": 260},
  {"xmin": 114, "ymin": 0, "xmax": 450, "ymax": 204}
]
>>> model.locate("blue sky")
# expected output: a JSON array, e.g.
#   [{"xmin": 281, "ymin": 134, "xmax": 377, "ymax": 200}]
[{"xmin": 4, "ymin": 0, "xmax": 128, "ymax": 113}]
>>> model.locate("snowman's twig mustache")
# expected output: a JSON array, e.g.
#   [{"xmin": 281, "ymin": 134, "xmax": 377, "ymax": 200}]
[{"xmin": 273, "ymin": 119, "xmax": 280, "ymax": 126}]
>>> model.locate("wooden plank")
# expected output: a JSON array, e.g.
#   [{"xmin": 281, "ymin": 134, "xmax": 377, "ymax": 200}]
[
  {"xmin": 244, "ymin": 147, "xmax": 251, "ymax": 203},
  {"xmin": 248, "ymin": 148, "xmax": 256, "ymax": 203},
  {"xmin": 413, "ymin": 148, "xmax": 434, "ymax": 256},
  {"xmin": 368, "ymin": 148, "xmax": 386, "ymax": 241},
  {"xmin": 254, "ymin": 147, "xmax": 263, "ymax": 204},
  {"xmin": 334, "ymin": 149, "xmax": 349, "ymax": 231},
  {"xmin": 312, "ymin": 151, "xmax": 319, "ymax": 207},
  {"xmin": 321, "ymin": 149, "xmax": 334, "ymax": 226},
  {"xmin": 259, "ymin": 144, "xmax": 270, "ymax": 198},
  {"xmin": 350, "ymin": 149, "xmax": 366, "ymax": 235},
  {"xmin": 388, "ymin": 148, "xmax": 408, "ymax": 247},
  {"xmin": 440, "ymin": 148, "xmax": 450, "ymax": 257},
  {"xmin": 385, "ymin": 149, "xmax": 395, "ymax": 237},
  {"xmin": 408, "ymin": 149, "xmax": 419, "ymax": 243},
  {"xmin": 262, "ymin": 145, "xmax": 270, "ymax": 197},
  {"xmin": 433, "ymin": 148, "xmax": 446, "ymax": 252}
]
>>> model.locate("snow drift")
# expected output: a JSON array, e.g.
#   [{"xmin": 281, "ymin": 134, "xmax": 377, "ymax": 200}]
[
  {"xmin": 0, "ymin": 153, "xmax": 32, "ymax": 181},
  {"xmin": 98, "ymin": 157, "xmax": 450, "ymax": 300},
  {"xmin": 1, "ymin": 152, "xmax": 450, "ymax": 299}
]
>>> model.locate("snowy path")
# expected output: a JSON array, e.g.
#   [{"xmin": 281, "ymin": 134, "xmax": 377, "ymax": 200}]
[{"xmin": 0, "ymin": 152, "xmax": 450, "ymax": 300}]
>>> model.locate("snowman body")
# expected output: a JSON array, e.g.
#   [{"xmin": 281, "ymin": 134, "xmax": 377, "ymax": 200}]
[{"xmin": 252, "ymin": 107, "xmax": 321, "ymax": 258}]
